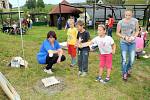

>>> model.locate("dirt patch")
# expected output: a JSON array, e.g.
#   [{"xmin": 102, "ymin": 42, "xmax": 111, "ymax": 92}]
[{"xmin": 33, "ymin": 77, "xmax": 66, "ymax": 95}]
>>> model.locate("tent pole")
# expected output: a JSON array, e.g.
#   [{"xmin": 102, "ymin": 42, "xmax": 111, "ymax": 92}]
[
  {"xmin": 146, "ymin": 6, "xmax": 150, "ymax": 31},
  {"xmin": 104, "ymin": 7, "xmax": 106, "ymax": 24},
  {"xmin": 59, "ymin": 3, "xmax": 61, "ymax": 18},
  {"xmin": 17, "ymin": 0, "xmax": 25, "ymax": 59},
  {"xmin": 59, "ymin": 3, "xmax": 62, "ymax": 29},
  {"xmin": 93, "ymin": 1, "xmax": 96, "ymax": 35},
  {"xmin": 85, "ymin": 8, "xmax": 86, "ymax": 28}
]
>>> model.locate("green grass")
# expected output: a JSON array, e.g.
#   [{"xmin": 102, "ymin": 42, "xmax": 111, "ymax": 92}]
[{"xmin": 0, "ymin": 26, "xmax": 150, "ymax": 100}]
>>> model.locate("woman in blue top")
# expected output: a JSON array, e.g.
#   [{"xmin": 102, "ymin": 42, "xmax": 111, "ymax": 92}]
[{"xmin": 37, "ymin": 31, "xmax": 66, "ymax": 74}]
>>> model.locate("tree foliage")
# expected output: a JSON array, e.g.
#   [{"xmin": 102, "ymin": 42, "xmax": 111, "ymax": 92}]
[
  {"xmin": 86, "ymin": 0, "xmax": 99, "ymax": 4},
  {"xmin": 86, "ymin": 0, "xmax": 125, "ymax": 4},
  {"xmin": 37, "ymin": 0, "xmax": 45, "ymax": 8},
  {"xmin": 25, "ymin": 0, "xmax": 36, "ymax": 9},
  {"xmin": 104, "ymin": 0, "xmax": 125, "ymax": 4}
]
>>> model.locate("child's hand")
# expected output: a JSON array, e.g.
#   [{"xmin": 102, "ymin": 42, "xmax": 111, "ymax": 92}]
[
  {"xmin": 128, "ymin": 36, "xmax": 135, "ymax": 42},
  {"xmin": 75, "ymin": 43, "xmax": 78, "ymax": 48},
  {"xmin": 112, "ymin": 50, "xmax": 115, "ymax": 54},
  {"xmin": 125, "ymin": 36, "xmax": 131, "ymax": 43},
  {"xmin": 75, "ymin": 42, "xmax": 82, "ymax": 48},
  {"xmin": 124, "ymin": 36, "xmax": 129, "ymax": 41},
  {"xmin": 67, "ymin": 43, "xmax": 69, "ymax": 47}
]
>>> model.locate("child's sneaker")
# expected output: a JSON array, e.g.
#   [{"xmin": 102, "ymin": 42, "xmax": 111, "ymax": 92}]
[
  {"xmin": 44, "ymin": 69, "xmax": 53, "ymax": 74},
  {"xmin": 103, "ymin": 77, "xmax": 110, "ymax": 83},
  {"xmin": 127, "ymin": 70, "xmax": 132, "ymax": 77},
  {"xmin": 78, "ymin": 71, "xmax": 82, "ymax": 76},
  {"xmin": 95, "ymin": 76, "xmax": 103, "ymax": 82},
  {"xmin": 70, "ymin": 64, "xmax": 75, "ymax": 67},
  {"xmin": 122, "ymin": 74, "xmax": 127, "ymax": 81},
  {"xmin": 81, "ymin": 72, "xmax": 87, "ymax": 77}
]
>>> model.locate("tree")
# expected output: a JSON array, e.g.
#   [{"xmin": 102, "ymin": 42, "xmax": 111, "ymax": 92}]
[
  {"xmin": 25, "ymin": 0, "xmax": 36, "ymax": 9},
  {"xmin": 105, "ymin": 0, "xmax": 125, "ymax": 4},
  {"xmin": 37, "ymin": 0, "xmax": 45, "ymax": 8},
  {"xmin": 86, "ymin": 0, "xmax": 99, "ymax": 4},
  {"xmin": 86, "ymin": 0, "xmax": 125, "ymax": 4}
]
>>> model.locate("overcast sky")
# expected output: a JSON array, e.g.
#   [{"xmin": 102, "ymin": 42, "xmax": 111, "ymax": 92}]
[{"xmin": 9, "ymin": 0, "xmax": 86, "ymax": 7}]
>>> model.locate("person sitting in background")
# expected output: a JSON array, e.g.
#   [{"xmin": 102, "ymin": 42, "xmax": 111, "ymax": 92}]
[
  {"xmin": 12, "ymin": 21, "xmax": 18, "ymax": 34},
  {"xmin": 87, "ymin": 19, "xmax": 93, "ymax": 29},
  {"xmin": 2, "ymin": 21, "xmax": 9, "ymax": 33},
  {"xmin": 22, "ymin": 18, "xmax": 28, "ymax": 30},
  {"xmin": 37, "ymin": 31, "xmax": 66, "ymax": 74}
]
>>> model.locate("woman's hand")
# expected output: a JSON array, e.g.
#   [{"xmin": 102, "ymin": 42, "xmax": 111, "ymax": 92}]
[
  {"xmin": 125, "ymin": 36, "xmax": 135, "ymax": 43},
  {"xmin": 57, "ymin": 56, "xmax": 61, "ymax": 63}
]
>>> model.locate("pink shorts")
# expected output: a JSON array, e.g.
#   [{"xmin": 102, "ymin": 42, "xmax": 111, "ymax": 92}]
[{"xmin": 99, "ymin": 54, "xmax": 112, "ymax": 69}]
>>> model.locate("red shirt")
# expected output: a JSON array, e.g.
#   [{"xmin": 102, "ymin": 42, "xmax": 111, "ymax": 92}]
[{"xmin": 108, "ymin": 18, "xmax": 114, "ymax": 28}]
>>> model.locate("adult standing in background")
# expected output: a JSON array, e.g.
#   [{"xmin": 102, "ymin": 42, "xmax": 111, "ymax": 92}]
[
  {"xmin": 57, "ymin": 16, "xmax": 62, "ymax": 30},
  {"xmin": 116, "ymin": 9, "xmax": 139, "ymax": 81},
  {"xmin": 107, "ymin": 14, "xmax": 114, "ymax": 37}
]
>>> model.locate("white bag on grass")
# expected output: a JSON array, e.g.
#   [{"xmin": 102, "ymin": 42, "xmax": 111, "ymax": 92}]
[{"xmin": 10, "ymin": 57, "xmax": 28, "ymax": 68}]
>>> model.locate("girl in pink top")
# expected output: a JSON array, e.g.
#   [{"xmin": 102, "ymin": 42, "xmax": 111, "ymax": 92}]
[
  {"xmin": 135, "ymin": 33, "xmax": 144, "ymax": 59},
  {"xmin": 139, "ymin": 27, "xmax": 148, "ymax": 48}
]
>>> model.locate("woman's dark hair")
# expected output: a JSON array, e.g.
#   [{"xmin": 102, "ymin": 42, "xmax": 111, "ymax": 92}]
[
  {"xmin": 47, "ymin": 31, "xmax": 57, "ymax": 40},
  {"xmin": 108, "ymin": 14, "xmax": 113, "ymax": 18}
]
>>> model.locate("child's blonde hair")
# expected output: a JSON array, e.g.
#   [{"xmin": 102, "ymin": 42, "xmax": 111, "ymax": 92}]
[
  {"xmin": 68, "ymin": 18, "xmax": 74, "ymax": 24},
  {"xmin": 125, "ymin": 8, "xmax": 133, "ymax": 13},
  {"xmin": 98, "ymin": 24, "xmax": 106, "ymax": 30}
]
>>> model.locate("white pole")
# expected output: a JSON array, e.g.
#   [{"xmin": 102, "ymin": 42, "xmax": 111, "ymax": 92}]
[
  {"xmin": 17, "ymin": 0, "xmax": 25, "ymax": 59},
  {"xmin": 94, "ymin": 0, "xmax": 96, "ymax": 35}
]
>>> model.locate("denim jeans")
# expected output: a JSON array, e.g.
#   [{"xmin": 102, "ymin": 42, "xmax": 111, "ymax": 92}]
[
  {"xmin": 78, "ymin": 50, "xmax": 89, "ymax": 72},
  {"xmin": 120, "ymin": 42, "xmax": 136, "ymax": 74},
  {"xmin": 107, "ymin": 27, "xmax": 112, "ymax": 37}
]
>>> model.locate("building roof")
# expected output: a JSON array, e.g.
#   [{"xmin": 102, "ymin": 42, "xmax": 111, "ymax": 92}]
[{"xmin": 49, "ymin": 0, "xmax": 82, "ymax": 14}]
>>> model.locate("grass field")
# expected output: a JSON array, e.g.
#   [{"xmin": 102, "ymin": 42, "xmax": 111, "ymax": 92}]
[{"xmin": 0, "ymin": 26, "xmax": 150, "ymax": 100}]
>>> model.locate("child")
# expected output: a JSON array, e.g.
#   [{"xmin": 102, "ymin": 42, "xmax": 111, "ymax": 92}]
[
  {"xmin": 67, "ymin": 19, "xmax": 78, "ymax": 67},
  {"xmin": 135, "ymin": 33, "xmax": 144, "ymax": 59},
  {"xmin": 140, "ymin": 27, "xmax": 148, "ymax": 48},
  {"xmin": 90, "ymin": 24, "xmax": 116, "ymax": 83},
  {"xmin": 107, "ymin": 14, "xmax": 114, "ymax": 37},
  {"xmin": 76, "ymin": 20, "xmax": 90, "ymax": 76}
]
